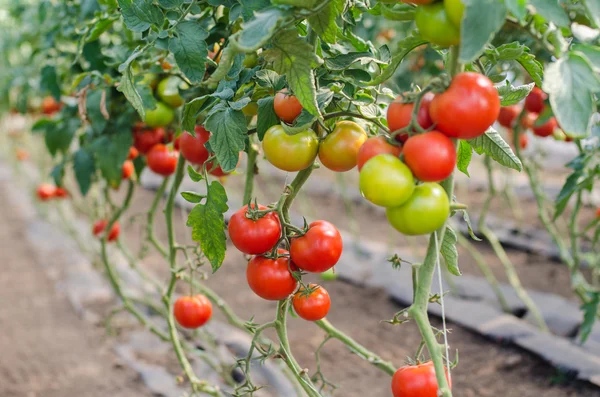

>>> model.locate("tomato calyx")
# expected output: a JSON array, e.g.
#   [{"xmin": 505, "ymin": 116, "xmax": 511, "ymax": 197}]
[{"xmin": 243, "ymin": 199, "xmax": 277, "ymax": 222}]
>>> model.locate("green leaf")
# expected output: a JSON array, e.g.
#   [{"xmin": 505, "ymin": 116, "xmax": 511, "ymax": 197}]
[
  {"xmin": 530, "ymin": 0, "xmax": 570, "ymax": 27},
  {"xmin": 367, "ymin": 34, "xmax": 427, "ymax": 86},
  {"xmin": 187, "ymin": 165, "xmax": 204, "ymax": 182},
  {"xmin": 517, "ymin": 50, "xmax": 544, "ymax": 88},
  {"xmin": 118, "ymin": 64, "xmax": 146, "ymax": 119},
  {"xmin": 230, "ymin": 8, "xmax": 287, "ymax": 52},
  {"xmin": 169, "ymin": 21, "xmax": 208, "ymax": 83},
  {"xmin": 497, "ymin": 82, "xmax": 534, "ymax": 106},
  {"xmin": 86, "ymin": 89, "xmax": 110, "ymax": 134},
  {"xmin": 50, "ymin": 163, "xmax": 65, "ymax": 187},
  {"xmin": 468, "ymin": 128, "xmax": 522, "ymax": 171},
  {"xmin": 187, "ymin": 181, "xmax": 229, "ymax": 272},
  {"xmin": 580, "ymin": 293, "xmax": 600, "ymax": 343},
  {"xmin": 182, "ymin": 95, "xmax": 209, "ymax": 132},
  {"xmin": 257, "ymin": 96, "xmax": 280, "ymax": 140},
  {"xmin": 45, "ymin": 120, "xmax": 77, "ymax": 157},
  {"xmin": 456, "ymin": 140, "xmax": 472, "ymax": 177},
  {"xmin": 441, "ymin": 227, "xmax": 461, "ymax": 276},
  {"xmin": 380, "ymin": 3, "xmax": 416, "ymax": 21},
  {"xmin": 203, "ymin": 46, "xmax": 237, "ymax": 90},
  {"xmin": 272, "ymin": 0, "xmax": 317, "ymax": 7},
  {"xmin": 181, "ymin": 191, "xmax": 204, "ymax": 203},
  {"xmin": 486, "ymin": 42, "xmax": 525, "ymax": 61},
  {"xmin": 325, "ymin": 51, "xmax": 387, "ymax": 71},
  {"xmin": 204, "ymin": 104, "xmax": 247, "ymax": 172},
  {"xmin": 117, "ymin": 0, "xmax": 163, "ymax": 32},
  {"xmin": 573, "ymin": 44, "xmax": 600, "ymax": 72},
  {"xmin": 544, "ymin": 53, "xmax": 600, "ymax": 138},
  {"xmin": 73, "ymin": 148, "xmax": 96, "ymax": 196},
  {"xmin": 263, "ymin": 29, "xmax": 321, "ymax": 116},
  {"xmin": 158, "ymin": 0, "xmax": 183, "ymax": 9},
  {"xmin": 459, "ymin": 0, "xmax": 507, "ymax": 63},
  {"xmin": 255, "ymin": 70, "xmax": 285, "ymax": 91},
  {"xmin": 87, "ymin": 17, "xmax": 115, "ymax": 42},
  {"xmin": 583, "ymin": 0, "xmax": 600, "ymax": 28},
  {"xmin": 505, "ymin": 0, "xmax": 527, "ymax": 20},
  {"xmin": 461, "ymin": 210, "xmax": 482, "ymax": 241},
  {"xmin": 307, "ymin": 0, "xmax": 345, "ymax": 43},
  {"xmin": 40, "ymin": 65, "xmax": 61, "ymax": 100},
  {"xmin": 553, "ymin": 170, "xmax": 583, "ymax": 220},
  {"xmin": 91, "ymin": 132, "xmax": 133, "ymax": 185}
]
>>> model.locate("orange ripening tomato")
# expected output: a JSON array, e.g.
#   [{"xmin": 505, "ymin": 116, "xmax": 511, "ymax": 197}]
[
  {"xmin": 274, "ymin": 89, "xmax": 303, "ymax": 123},
  {"xmin": 122, "ymin": 160, "xmax": 134, "ymax": 179},
  {"xmin": 292, "ymin": 284, "xmax": 331, "ymax": 321},
  {"xmin": 128, "ymin": 146, "xmax": 139, "ymax": 160},
  {"xmin": 174, "ymin": 295, "xmax": 212, "ymax": 329},
  {"xmin": 16, "ymin": 148, "xmax": 29, "ymax": 161},
  {"xmin": 41, "ymin": 96, "xmax": 62, "ymax": 115},
  {"xmin": 356, "ymin": 136, "xmax": 403, "ymax": 171},
  {"xmin": 318, "ymin": 121, "xmax": 368, "ymax": 172}
]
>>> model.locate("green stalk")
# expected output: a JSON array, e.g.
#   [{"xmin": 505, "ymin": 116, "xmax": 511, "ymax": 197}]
[{"xmin": 243, "ymin": 137, "xmax": 258, "ymax": 204}]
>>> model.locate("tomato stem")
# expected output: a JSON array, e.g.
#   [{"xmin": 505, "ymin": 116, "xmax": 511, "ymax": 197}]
[{"xmin": 243, "ymin": 136, "xmax": 258, "ymax": 204}]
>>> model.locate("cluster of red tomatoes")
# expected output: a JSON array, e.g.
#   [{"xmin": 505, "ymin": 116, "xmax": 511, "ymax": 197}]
[
  {"xmin": 36, "ymin": 183, "xmax": 69, "ymax": 201},
  {"xmin": 497, "ymin": 87, "xmax": 566, "ymax": 148},
  {"xmin": 227, "ymin": 205, "xmax": 339, "ymax": 321}
]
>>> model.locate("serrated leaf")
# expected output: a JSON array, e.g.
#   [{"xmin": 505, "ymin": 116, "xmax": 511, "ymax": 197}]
[
  {"xmin": 255, "ymin": 69, "xmax": 285, "ymax": 91},
  {"xmin": 91, "ymin": 132, "xmax": 133, "ymax": 185},
  {"xmin": 169, "ymin": 21, "xmax": 208, "ymax": 83},
  {"xmin": 230, "ymin": 8, "xmax": 287, "ymax": 52},
  {"xmin": 486, "ymin": 42, "xmax": 525, "ymax": 61},
  {"xmin": 118, "ymin": 0, "xmax": 163, "ymax": 32},
  {"xmin": 580, "ymin": 293, "xmax": 600, "ymax": 343},
  {"xmin": 87, "ymin": 17, "xmax": 115, "ymax": 42},
  {"xmin": 457, "ymin": 140, "xmax": 472, "ymax": 177},
  {"xmin": 367, "ymin": 34, "xmax": 427, "ymax": 86},
  {"xmin": 203, "ymin": 46, "xmax": 236, "ymax": 90},
  {"xmin": 459, "ymin": 0, "xmax": 507, "ymax": 63},
  {"xmin": 544, "ymin": 53, "xmax": 600, "ymax": 138},
  {"xmin": 573, "ymin": 44, "xmax": 600, "ymax": 71},
  {"xmin": 257, "ymin": 97, "xmax": 279, "ymax": 140},
  {"xmin": 40, "ymin": 65, "xmax": 61, "ymax": 100},
  {"xmin": 229, "ymin": 97, "xmax": 251, "ymax": 111},
  {"xmin": 517, "ymin": 51, "xmax": 544, "ymax": 88},
  {"xmin": 263, "ymin": 29, "xmax": 321, "ymax": 116},
  {"xmin": 187, "ymin": 181, "xmax": 229, "ymax": 272},
  {"xmin": 182, "ymin": 95, "xmax": 209, "ymax": 132},
  {"xmin": 118, "ymin": 65, "xmax": 146, "ymax": 119},
  {"xmin": 530, "ymin": 0, "xmax": 570, "ymax": 27},
  {"xmin": 461, "ymin": 210, "xmax": 482, "ymax": 241},
  {"xmin": 325, "ymin": 51, "xmax": 387, "ymax": 70},
  {"xmin": 45, "ymin": 119, "xmax": 77, "ymax": 157},
  {"xmin": 307, "ymin": 0, "xmax": 345, "ymax": 44},
  {"xmin": 505, "ymin": 0, "xmax": 527, "ymax": 20},
  {"xmin": 187, "ymin": 165, "xmax": 204, "ymax": 182},
  {"xmin": 497, "ymin": 82, "xmax": 534, "ymax": 106},
  {"xmin": 441, "ymin": 227, "xmax": 461, "ymax": 276},
  {"xmin": 553, "ymin": 170, "xmax": 582, "ymax": 220},
  {"xmin": 583, "ymin": 0, "xmax": 600, "ymax": 28},
  {"xmin": 468, "ymin": 128, "xmax": 522, "ymax": 171},
  {"xmin": 181, "ymin": 191, "xmax": 204, "ymax": 203},
  {"xmin": 205, "ymin": 105, "xmax": 246, "ymax": 172},
  {"xmin": 272, "ymin": 0, "xmax": 317, "ymax": 7},
  {"xmin": 380, "ymin": 3, "xmax": 415, "ymax": 21},
  {"xmin": 158, "ymin": 0, "xmax": 183, "ymax": 9},
  {"xmin": 73, "ymin": 148, "xmax": 95, "ymax": 196}
]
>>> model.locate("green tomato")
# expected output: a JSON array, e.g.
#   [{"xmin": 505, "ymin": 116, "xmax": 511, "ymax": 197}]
[
  {"xmin": 415, "ymin": 3, "xmax": 460, "ymax": 48},
  {"xmin": 444, "ymin": 0, "xmax": 465, "ymax": 27},
  {"xmin": 243, "ymin": 52, "xmax": 258, "ymax": 68},
  {"xmin": 386, "ymin": 183, "xmax": 450, "ymax": 236},
  {"xmin": 157, "ymin": 77, "xmax": 184, "ymax": 108},
  {"xmin": 262, "ymin": 125, "xmax": 319, "ymax": 172},
  {"xmin": 320, "ymin": 268, "xmax": 338, "ymax": 281},
  {"xmin": 242, "ymin": 101, "xmax": 258, "ymax": 117},
  {"xmin": 359, "ymin": 154, "xmax": 415, "ymax": 208},
  {"xmin": 145, "ymin": 102, "xmax": 175, "ymax": 128}
]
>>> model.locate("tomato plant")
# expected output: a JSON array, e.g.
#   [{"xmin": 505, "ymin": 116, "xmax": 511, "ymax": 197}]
[
  {"xmin": 524, "ymin": 87, "xmax": 547, "ymax": 114},
  {"xmin": 180, "ymin": 126, "xmax": 210, "ymax": 165},
  {"xmin": 262, "ymin": 125, "xmax": 319, "ymax": 172},
  {"xmin": 292, "ymin": 284, "xmax": 331, "ymax": 321},
  {"xmin": 147, "ymin": 144, "xmax": 178, "ymax": 176},
  {"xmin": 274, "ymin": 90, "xmax": 303, "ymax": 123},
  {"xmin": 228, "ymin": 205, "xmax": 281, "ymax": 255},
  {"xmin": 359, "ymin": 154, "xmax": 415, "ymax": 208},
  {"xmin": 403, "ymin": 131, "xmax": 456, "ymax": 182},
  {"xmin": 387, "ymin": 92, "xmax": 434, "ymax": 142},
  {"xmin": 290, "ymin": 220, "xmax": 343, "ymax": 273},
  {"xmin": 246, "ymin": 251, "xmax": 298, "ymax": 301},
  {"xmin": 36, "ymin": 183, "xmax": 56, "ymax": 201},
  {"xmin": 392, "ymin": 361, "xmax": 451, "ymax": 397},
  {"xmin": 318, "ymin": 121, "xmax": 367, "ymax": 172},
  {"xmin": 174, "ymin": 295, "xmax": 213, "ymax": 329}
]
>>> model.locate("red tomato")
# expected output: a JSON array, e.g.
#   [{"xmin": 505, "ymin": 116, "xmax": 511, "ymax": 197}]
[
  {"xmin": 122, "ymin": 160, "xmax": 134, "ymax": 179},
  {"xmin": 180, "ymin": 126, "xmax": 210, "ymax": 165},
  {"xmin": 403, "ymin": 131, "xmax": 456, "ymax": 182},
  {"xmin": 524, "ymin": 87, "xmax": 547, "ymax": 114},
  {"xmin": 290, "ymin": 221, "xmax": 342, "ymax": 273},
  {"xmin": 228, "ymin": 204, "xmax": 281, "ymax": 255},
  {"xmin": 532, "ymin": 117, "xmax": 557, "ymax": 137},
  {"xmin": 173, "ymin": 136, "xmax": 181, "ymax": 150},
  {"xmin": 292, "ymin": 284, "xmax": 331, "ymax": 321},
  {"xmin": 147, "ymin": 144, "xmax": 178, "ymax": 176},
  {"xmin": 497, "ymin": 105, "xmax": 521, "ymax": 128},
  {"xmin": 92, "ymin": 220, "xmax": 108, "ymax": 236},
  {"xmin": 16, "ymin": 148, "xmax": 29, "ymax": 161},
  {"xmin": 520, "ymin": 112, "xmax": 536, "ymax": 130},
  {"xmin": 387, "ymin": 92, "xmax": 434, "ymax": 142},
  {"xmin": 133, "ymin": 127, "xmax": 166, "ymax": 154},
  {"xmin": 92, "ymin": 220, "xmax": 120, "ymax": 242},
  {"xmin": 174, "ymin": 295, "xmax": 212, "ymax": 329},
  {"xmin": 37, "ymin": 183, "xmax": 56, "ymax": 201},
  {"xmin": 392, "ymin": 361, "xmax": 451, "ymax": 397},
  {"xmin": 41, "ymin": 96, "xmax": 62, "ymax": 115},
  {"xmin": 246, "ymin": 250, "xmax": 298, "ymax": 300},
  {"xmin": 274, "ymin": 89, "xmax": 303, "ymax": 123},
  {"xmin": 430, "ymin": 72, "xmax": 500, "ymax": 139},
  {"xmin": 54, "ymin": 187, "xmax": 69, "ymax": 198},
  {"xmin": 128, "ymin": 146, "xmax": 139, "ymax": 160},
  {"xmin": 357, "ymin": 136, "xmax": 403, "ymax": 171},
  {"xmin": 206, "ymin": 152, "xmax": 241, "ymax": 177},
  {"xmin": 596, "ymin": 208, "xmax": 600, "ymax": 218},
  {"xmin": 519, "ymin": 133, "xmax": 528, "ymax": 149}
]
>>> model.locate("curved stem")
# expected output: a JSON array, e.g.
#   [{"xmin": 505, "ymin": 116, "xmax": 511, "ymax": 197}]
[{"xmin": 243, "ymin": 137, "xmax": 258, "ymax": 204}]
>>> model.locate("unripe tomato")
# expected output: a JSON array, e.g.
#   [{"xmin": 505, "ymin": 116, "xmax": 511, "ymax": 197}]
[
  {"xmin": 246, "ymin": 251, "xmax": 298, "ymax": 301},
  {"xmin": 392, "ymin": 361, "xmax": 451, "ymax": 397},
  {"xmin": 173, "ymin": 295, "xmax": 212, "ymax": 329},
  {"xmin": 145, "ymin": 102, "xmax": 175, "ymax": 128},
  {"xmin": 262, "ymin": 125, "xmax": 319, "ymax": 172},
  {"xmin": 54, "ymin": 187, "xmax": 69, "ymax": 199},
  {"xmin": 359, "ymin": 154, "xmax": 415, "ymax": 208},
  {"xmin": 133, "ymin": 127, "xmax": 166, "ymax": 154},
  {"xmin": 16, "ymin": 148, "xmax": 29, "ymax": 161},
  {"xmin": 37, "ymin": 183, "xmax": 56, "ymax": 201},
  {"xmin": 532, "ymin": 117, "xmax": 557, "ymax": 137},
  {"xmin": 228, "ymin": 205, "xmax": 281, "ymax": 255},
  {"xmin": 274, "ymin": 90, "xmax": 303, "ymax": 123},
  {"xmin": 180, "ymin": 126, "xmax": 210, "ymax": 165},
  {"xmin": 386, "ymin": 183, "xmax": 449, "ymax": 236},
  {"xmin": 147, "ymin": 144, "xmax": 179, "ymax": 176},
  {"xmin": 41, "ymin": 96, "xmax": 62, "ymax": 115},
  {"xmin": 122, "ymin": 160, "xmax": 134, "ymax": 179},
  {"xmin": 139, "ymin": 73, "xmax": 158, "ymax": 90},
  {"xmin": 444, "ymin": 0, "xmax": 465, "ymax": 27},
  {"xmin": 157, "ymin": 77, "xmax": 184, "ymax": 108},
  {"xmin": 497, "ymin": 105, "xmax": 522, "ymax": 128},
  {"xmin": 387, "ymin": 93, "xmax": 434, "ymax": 143},
  {"xmin": 92, "ymin": 220, "xmax": 120, "ymax": 242},
  {"xmin": 242, "ymin": 101, "xmax": 258, "ymax": 117},
  {"xmin": 524, "ymin": 87, "xmax": 547, "ymax": 114},
  {"xmin": 243, "ymin": 52, "xmax": 258, "ymax": 68},
  {"xmin": 415, "ymin": 3, "xmax": 460, "ymax": 48},
  {"xmin": 430, "ymin": 72, "xmax": 500, "ymax": 139},
  {"xmin": 292, "ymin": 284, "xmax": 331, "ymax": 321},
  {"xmin": 318, "ymin": 121, "xmax": 367, "ymax": 172},
  {"xmin": 290, "ymin": 221, "xmax": 342, "ymax": 273},
  {"xmin": 128, "ymin": 146, "xmax": 139, "ymax": 160},
  {"xmin": 357, "ymin": 136, "xmax": 403, "ymax": 171},
  {"xmin": 403, "ymin": 131, "xmax": 456, "ymax": 182}
]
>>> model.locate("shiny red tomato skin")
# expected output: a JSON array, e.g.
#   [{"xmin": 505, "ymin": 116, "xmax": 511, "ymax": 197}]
[
  {"xmin": 292, "ymin": 284, "xmax": 331, "ymax": 321},
  {"xmin": 497, "ymin": 105, "xmax": 521, "ymax": 128},
  {"xmin": 147, "ymin": 144, "xmax": 179, "ymax": 176},
  {"xmin": 174, "ymin": 295, "xmax": 212, "ymax": 329},
  {"xmin": 37, "ymin": 184, "xmax": 56, "ymax": 201},
  {"xmin": 392, "ymin": 361, "xmax": 451, "ymax": 397},
  {"xmin": 246, "ymin": 251, "xmax": 298, "ymax": 300},
  {"xmin": 133, "ymin": 127, "xmax": 166, "ymax": 154},
  {"xmin": 128, "ymin": 146, "xmax": 139, "ymax": 160},
  {"xmin": 228, "ymin": 204, "xmax": 281, "ymax": 255},
  {"xmin": 122, "ymin": 160, "xmax": 134, "ymax": 179},
  {"xmin": 180, "ymin": 126, "xmax": 210, "ymax": 165},
  {"xmin": 403, "ymin": 131, "xmax": 456, "ymax": 182},
  {"xmin": 274, "ymin": 89, "xmax": 303, "ymax": 123},
  {"xmin": 290, "ymin": 221, "xmax": 343, "ymax": 273},
  {"xmin": 532, "ymin": 117, "xmax": 557, "ymax": 137},
  {"xmin": 357, "ymin": 136, "xmax": 403, "ymax": 171},
  {"xmin": 430, "ymin": 72, "xmax": 500, "ymax": 139},
  {"xmin": 524, "ymin": 87, "xmax": 547, "ymax": 114},
  {"xmin": 387, "ymin": 92, "xmax": 434, "ymax": 142},
  {"xmin": 54, "ymin": 187, "xmax": 69, "ymax": 199}
]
